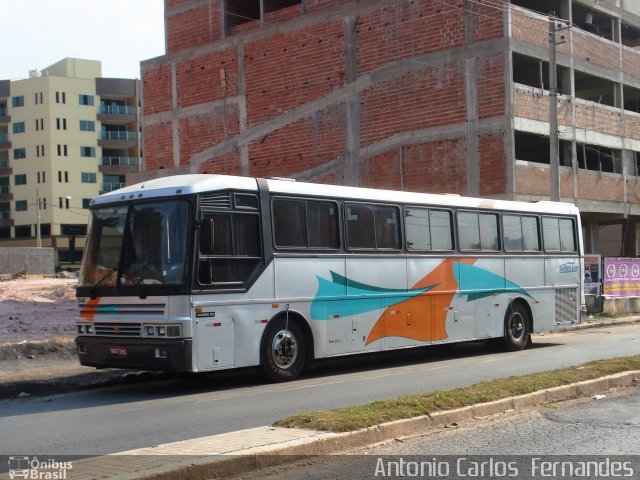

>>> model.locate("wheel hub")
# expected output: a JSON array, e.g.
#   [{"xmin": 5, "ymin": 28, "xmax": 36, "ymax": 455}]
[{"xmin": 272, "ymin": 329, "xmax": 298, "ymax": 369}]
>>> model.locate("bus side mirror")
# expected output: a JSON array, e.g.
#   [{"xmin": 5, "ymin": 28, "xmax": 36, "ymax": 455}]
[{"xmin": 200, "ymin": 218, "xmax": 215, "ymax": 254}]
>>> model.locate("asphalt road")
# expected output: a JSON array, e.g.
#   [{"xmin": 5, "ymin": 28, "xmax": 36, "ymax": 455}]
[
  {"xmin": 1, "ymin": 324, "xmax": 639, "ymax": 457},
  {"xmin": 231, "ymin": 388, "xmax": 640, "ymax": 480}
]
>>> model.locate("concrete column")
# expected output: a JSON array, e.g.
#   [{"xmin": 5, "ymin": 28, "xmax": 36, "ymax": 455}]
[
  {"xmin": 584, "ymin": 217, "xmax": 600, "ymax": 254},
  {"xmin": 623, "ymin": 218, "xmax": 637, "ymax": 257}
]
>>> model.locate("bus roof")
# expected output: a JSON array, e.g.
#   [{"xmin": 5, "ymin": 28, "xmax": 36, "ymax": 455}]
[{"xmin": 92, "ymin": 174, "xmax": 579, "ymax": 215}]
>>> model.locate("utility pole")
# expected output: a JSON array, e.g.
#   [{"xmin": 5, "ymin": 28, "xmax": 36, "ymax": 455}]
[
  {"xmin": 36, "ymin": 187, "xmax": 41, "ymax": 248},
  {"xmin": 549, "ymin": 12, "xmax": 560, "ymax": 202}
]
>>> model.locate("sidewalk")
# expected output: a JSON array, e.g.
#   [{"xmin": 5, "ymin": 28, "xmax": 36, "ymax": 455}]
[{"xmin": 3, "ymin": 370, "xmax": 637, "ymax": 480}]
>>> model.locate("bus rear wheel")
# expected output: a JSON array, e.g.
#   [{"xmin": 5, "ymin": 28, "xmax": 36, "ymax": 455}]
[
  {"xmin": 503, "ymin": 303, "xmax": 530, "ymax": 351},
  {"xmin": 260, "ymin": 318, "xmax": 305, "ymax": 382}
]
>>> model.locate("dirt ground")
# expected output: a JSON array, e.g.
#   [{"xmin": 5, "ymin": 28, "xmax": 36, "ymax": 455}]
[{"xmin": 0, "ymin": 275, "xmax": 78, "ymax": 345}]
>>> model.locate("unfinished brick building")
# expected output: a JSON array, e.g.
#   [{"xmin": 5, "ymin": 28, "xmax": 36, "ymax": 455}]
[{"xmin": 139, "ymin": 0, "xmax": 640, "ymax": 256}]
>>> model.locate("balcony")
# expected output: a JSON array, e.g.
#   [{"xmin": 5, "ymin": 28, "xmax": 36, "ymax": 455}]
[
  {"xmin": 98, "ymin": 105, "xmax": 137, "ymax": 123},
  {"xmin": 101, "ymin": 182, "xmax": 127, "ymax": 193},
  {"xmin": 0, "ymin": 159, "xmax": 11, "ymax": 176},
  {"xmin": 0, "ymin": 132, "xmax": 10, "ymax": 150},
  {"xmin": 0, "ymin": 108, "xmax": 9, "ymax": 123},
  {"xmin": 0, "ymin": 184, "xmax": 12, "ymax": 202},
  {"xmin": 99, "ymin": 156, "xmax": 138, "ymax": 174},
  {"xmin": 0, "ymin": 209, "xmax": 13, "ymax": 227},
  {"xmin": 98, "ymin": 130, "xmax": 138, "ymax": 149}
]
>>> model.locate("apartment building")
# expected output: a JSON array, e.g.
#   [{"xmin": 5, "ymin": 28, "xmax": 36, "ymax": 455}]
[
  {"xmin": 0, "ymin": 58, "xmax": 141, "ymax": 264},
  {"xmin": 138, "ymin": 0, "xmax": 640, "ymax": 257}
]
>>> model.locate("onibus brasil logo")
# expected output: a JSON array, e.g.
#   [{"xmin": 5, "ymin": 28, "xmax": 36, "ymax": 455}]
[{"xmin": 8, "ymin": 456, "xmax": 72, "ymax": 479}]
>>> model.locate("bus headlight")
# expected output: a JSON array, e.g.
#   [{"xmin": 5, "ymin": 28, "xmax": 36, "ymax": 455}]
[
  {"xmin": 77, "ymin": 323, "xmax": 94, "ymax": 335},
  {"xmin": 142, "ymin": 324, "xmax": 181, "ymax": 337},
  {"xmin": 166, "ymin": 325, "xmax": 181, "ymax": 337}
]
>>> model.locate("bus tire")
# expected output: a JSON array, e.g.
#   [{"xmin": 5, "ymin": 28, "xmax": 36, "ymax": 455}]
[
  {"xmin": 260, "ymin": 318, "xmax": 305, "ymax": 382},
  {"xmin": 503, "ymin": 302, "xmax": 530, "ymax": 351}
]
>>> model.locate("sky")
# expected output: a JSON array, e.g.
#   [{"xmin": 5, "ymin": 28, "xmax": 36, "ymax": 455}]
[{"xmin": 2, "ymin": 0, "xmax": 165, "ymax": 80}]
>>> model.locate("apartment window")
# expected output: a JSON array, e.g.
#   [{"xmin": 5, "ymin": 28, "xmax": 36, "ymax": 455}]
[
  {"xmin": 58, "ymin": 171, "xmax": 62, "ymax": 182},
  {"xmin": 65, "ymin": 171, "xmax": 68, "ymax": 183},
  {"xmin": 34, "ymin": 92, "xmax": 43, "ymax": 104},
  {"xmin": 14, "ymin": 225, "xmax": 31, "ymax": 238},
  {"xmin": 57, "ymin": 145, "xmax": 61, "ymax": 156},
  {"xmin": 55, "ymin": 91, "xmax": 66, "ymax": 104},
  {"xmin": 37, "ymin": 172, "xmax": 40, "ymax": 183},
  {"xmin": 15, "ymin": 200, "xmax": 27, "ymax": 212},
  {"xmin": 36, "ymin": 171, "xmax": 45, "ymax": 184},
  {"xmin": 14, "ymin": 174, "xmax": 27, "ymax": 186},
  {"xmin": 56, "ymin": 118, "xmax": 67, "ymax": 130},
  {"xmin": 79, "ymin": 120, "xmax": 95, "ymax": 131},
  {"xmin": 82, "ymin": 198, "xmax": 91, "ymax": 209},
  {"xmin": 64, "ymin": 145, "xmax": 67, "ymax": 156},
  {"xmin": 13, "ymin": 148, "xmax": 26, "ymax": 160},
  {"xmin": 80, "ymin": 146, "xmax": 96, "ymax": 158},
  {"xmin": 65, "ymin": 197, "xmax": 70, "ymax": 209},
  {"xmin": 13, "ymin": 122, "xmax": 25, "ymax": 134},
  {"xmin": 58, "ymin": 197, "xmax": 63, "ymax": 208},
  {"xmin": 11, "ymin": 96, "xmax": 24, "ymax": 108},
  {"xmin": 79, "ymin": 94, "xmax": 94, "ymax": 106},
  {"xmin": 42, "ymin": 198, "xmax": 47, "ymax": 210},
  {"xmin": 81, "ymin": 172, "xmax": 96, "ymax": 183}
]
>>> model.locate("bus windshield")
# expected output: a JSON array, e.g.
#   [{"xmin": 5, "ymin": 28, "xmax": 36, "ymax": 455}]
[{"xmin": 78, "ymin": 200, "xmax": 191, "ymax": 289}]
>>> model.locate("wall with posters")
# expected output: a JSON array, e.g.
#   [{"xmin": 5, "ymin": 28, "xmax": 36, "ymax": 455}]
[{"xmin": 603, "ymin": 257, "xmax": 640, "ymax": 298}]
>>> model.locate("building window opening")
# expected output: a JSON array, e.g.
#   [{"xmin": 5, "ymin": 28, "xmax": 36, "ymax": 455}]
[
  {"xmin": 621, "ymin": 22, "xmax": 640, "ymax": 48},
  {"xmin": 514, "ymin": 131, "xmax": 550, "ymax": 165},
  {"xmin": 510, "ymin": 1, "xmax": 569, "ymax": 22},
  {"xmin": 226, "ymin": 1, "xmax": 260, "ymax": 29},
  {"xmin": 624, "ymin": 85, "xmax": 640, "ymax": 114},
  {"xmin": 577, "ymin": 143, "xmax": 622, "ymax": 174},
  {"xmin": 264, "ymin": 0, "xmax": 301, "ymax": 14},
  {"xmin": 571, "ymin": 3, "xmax": 614, "ymax": 40},
  {"xmin": 574, "ymin": 70, "xmax": 616, "ymax": 107},
  {"xmin": 512, "ymin": 53, "xmax": 569, "ymax": 94}
]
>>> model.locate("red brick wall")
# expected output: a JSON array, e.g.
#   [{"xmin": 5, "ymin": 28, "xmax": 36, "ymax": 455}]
[
  {"xmin": 179, "ymin": 109, "xmax": 240, "ymax": 166},
  {"xmin": 515, "ymin": 164, "xmax": 573, "ymax": 198},
  {"xmin": 479, "ymin": 133, "xmax": 505, "ymax": 196},
  {"xmin": 176, "ymin": 49, "xmax": 239, "ymax": 108},
  {"xmin": 244, "ymin": 21, "xmax": 346, "ymax": 127},
  {"xmin": 248, "ymin": 108, "xmax": 346, "ymax": 177},
  {"xmin": 197, "ymin": 152, "xmax": 243, "ymax": 175},
  {"xmin": 360, "ymin": 67, "xmax": 466, "ymax": 148},
  {"xmin": 144, "ymin": 122, "xmax": 174, "ymax": 170},
  {"xmin": 478, "ymin": 53, "xmax": 505, "ymax": 119},
  {"xmin": 166, "ymin": 1, "xmax": 223, "ymax": 54},
  {"xmin": 401, "ymin": 140, "xmax": 467, "ymax": 194},
  {"xmin": 145, "ymin": 0, "xmax": 509, "ymax": 195},
  {"xmin": 356, "ymin": 0, "xmax": 467, "ymax": 76},
  {"xmin": 473, "ymin": 0, "xmax": 506, "ymax": 42},
  {"xmin": 143, "ymin": 63, "xmax": 172, "ymax": 115}
]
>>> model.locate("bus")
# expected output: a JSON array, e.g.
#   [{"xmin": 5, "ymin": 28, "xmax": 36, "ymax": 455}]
[{"xmin": 75, "ymin": 174, "xmax": 584, "ymax": 381}]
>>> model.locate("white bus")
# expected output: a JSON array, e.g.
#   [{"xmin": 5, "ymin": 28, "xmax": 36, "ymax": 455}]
[{"xmin": 76, "ymin": 174, "xmax": 584, "ymax": 381}]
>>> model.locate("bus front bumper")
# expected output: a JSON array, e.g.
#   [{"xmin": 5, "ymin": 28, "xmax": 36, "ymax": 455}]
[{"xmin": 75, "ymin": 336, "xmax": 193, "ymax": 372}]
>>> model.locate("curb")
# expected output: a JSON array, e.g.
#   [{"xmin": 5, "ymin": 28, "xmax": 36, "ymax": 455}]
[
  {"xmin": 69, "ymin": 370, "xmax": 640, "ymax": 480},
  {"xmin": 562, "ymin": 316, "xmax": 640, "ymax": 332}
]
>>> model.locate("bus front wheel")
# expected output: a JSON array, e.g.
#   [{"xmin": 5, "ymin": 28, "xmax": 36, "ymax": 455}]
[
  {"xmin": 260, "ymin": 318, "xmax": 305, "ymax": 382},
  {"xmin": 503, "ymin": 303, "xmax": 530, "ymax": 351}
]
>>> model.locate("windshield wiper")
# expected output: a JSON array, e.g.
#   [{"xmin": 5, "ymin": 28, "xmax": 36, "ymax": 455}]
[{"xmin": 89, "ymin": 266, "xmax": 118, "ymax": 298}]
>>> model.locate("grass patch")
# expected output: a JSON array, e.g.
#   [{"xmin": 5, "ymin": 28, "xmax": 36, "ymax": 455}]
[
  {"xmin": 273, "ymin": 355, "xmax": 640, "ymax": 432},
  {"xmin": 588, "ymin": 312, "xmax": 638, "ymax": 320}
]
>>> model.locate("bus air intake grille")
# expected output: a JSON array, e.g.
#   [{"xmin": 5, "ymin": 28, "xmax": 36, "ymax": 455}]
[
  {"xmin": 94, "ymin": 323, "xmax": 142, "ymax": 337},
  {"xmin": 201, "ymin": 193, "xmax": 231, "ymax": 210},
  {"xmin": 555, "ymin": 287, "xmax": 577, "ymax": 324}
]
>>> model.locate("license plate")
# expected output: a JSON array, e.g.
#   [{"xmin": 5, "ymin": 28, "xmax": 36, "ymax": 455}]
[{"xmin": 109, "ymin": 346, "xmax": 127, "ymax": 357}]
